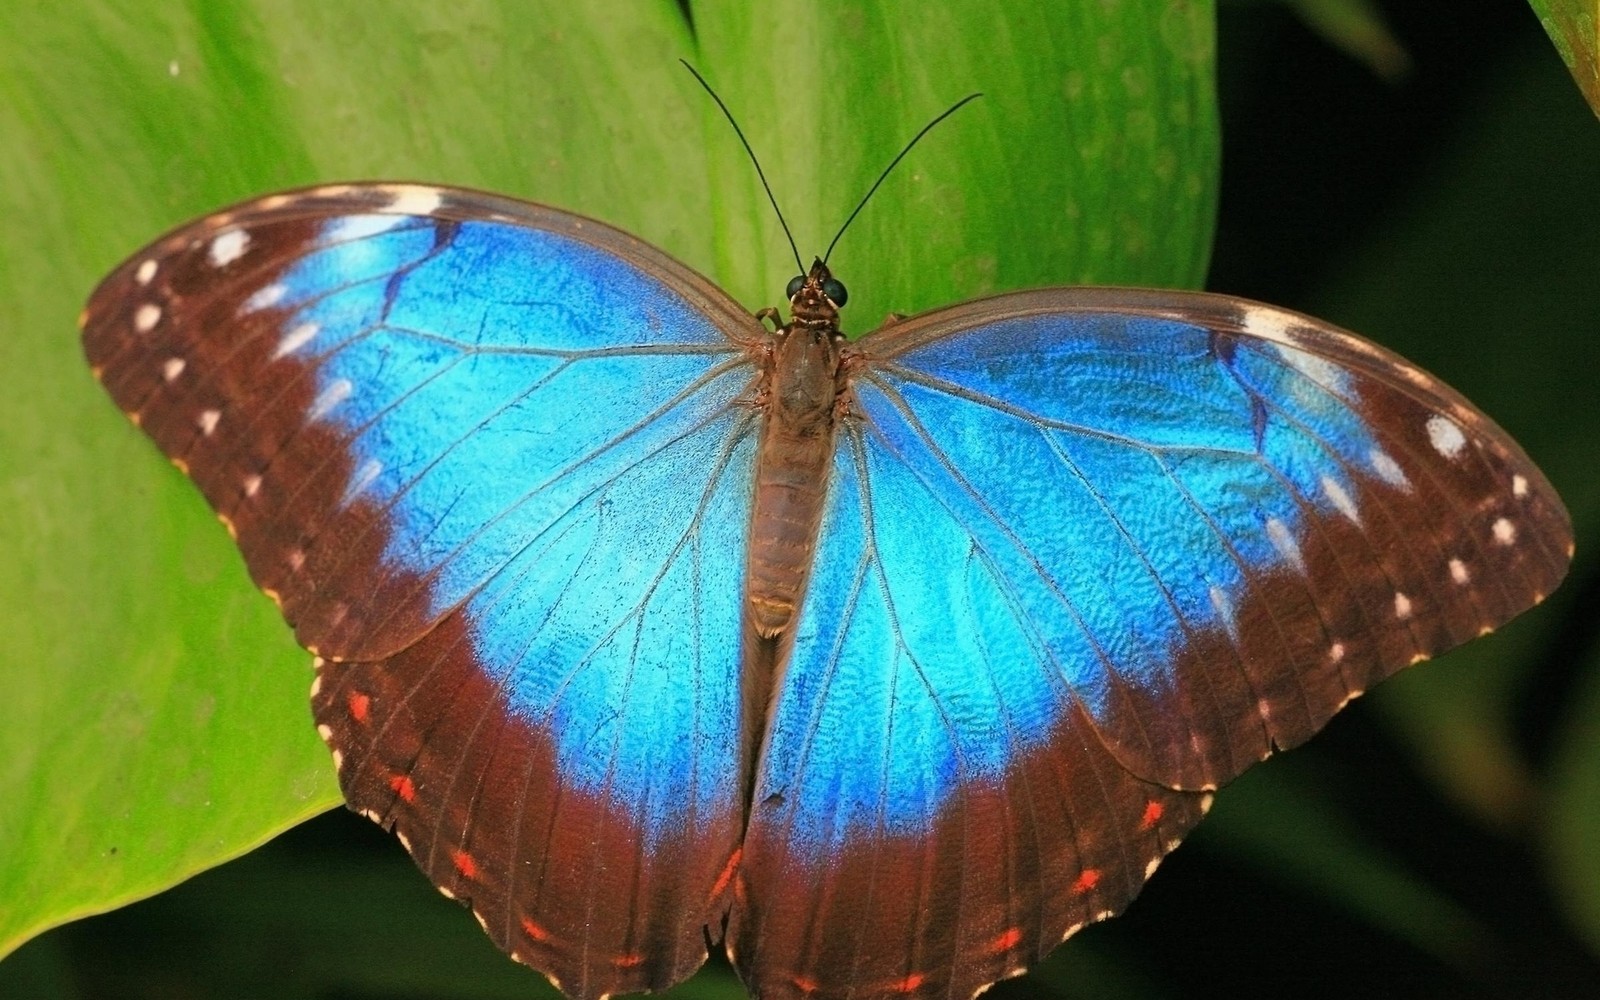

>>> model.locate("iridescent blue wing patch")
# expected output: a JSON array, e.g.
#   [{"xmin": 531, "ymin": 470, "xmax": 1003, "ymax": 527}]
[
  {"xmin": 81, "ymin": 184, "xmax": 764, "ymax": 998},
  {"xmin": 730, "ymin": 288, "xmax": 1571, "ymax": 1000}
]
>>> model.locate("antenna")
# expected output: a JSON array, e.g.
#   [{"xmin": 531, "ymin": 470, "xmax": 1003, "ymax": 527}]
[
  {"xmin": 680, "ymin": 62, "xmax": 982, "ymax": 272},
  {"xmin": 823, "ymin": 92, "xmax": 982, "ymax": 264},
  {"xmin": 680, "ymin": 61, "xmax": 805, "ymax": 276}
]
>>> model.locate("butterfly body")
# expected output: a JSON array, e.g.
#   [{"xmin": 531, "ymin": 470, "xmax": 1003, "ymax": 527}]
[
  {"xmin": 83, "ymin": 182, "xmax": 1571, "ymax": 1000},
  {"xmin": 747, "ymin": 261, "xmax": 849, "ymax": 641}
]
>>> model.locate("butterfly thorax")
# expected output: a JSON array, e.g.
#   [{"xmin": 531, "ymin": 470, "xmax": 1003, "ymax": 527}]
[{"xmin": 744, "ymin": 261, "xmax": 848, "ymax": 643}]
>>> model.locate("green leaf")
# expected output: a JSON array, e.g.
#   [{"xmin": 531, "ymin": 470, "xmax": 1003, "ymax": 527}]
[
  {"xmin": 1526, "ymin": 0, "xmax": 1600, "ymax": 116},
  {"xmin": 693, "ymin": 1, "xmax": 1218, "ymax": 328},
  {"xmin": 0, "ymin": 0, "xmax": 1218, "ymax": 961}
]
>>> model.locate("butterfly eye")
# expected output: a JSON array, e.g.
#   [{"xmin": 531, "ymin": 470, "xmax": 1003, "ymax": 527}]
[
  {"xmin": 786, "ymin": 275, "xmax": 805, "ymax": 299},
  {"xmin": 822, "ymin": 277, "xmax": 848, "ymax": 307}
]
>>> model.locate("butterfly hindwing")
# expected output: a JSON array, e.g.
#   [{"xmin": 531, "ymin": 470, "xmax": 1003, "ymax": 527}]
[
  {"xmin": 732, "ymin": 422, "xmax": 1210, "ymax": 1000},
  {"xmin": 82, "ymin": 184, "xmax": 766, "ymax": 997},
  {"xmin": 731, "ymin": 288, "xmax": 1570, "ymax": 999}
]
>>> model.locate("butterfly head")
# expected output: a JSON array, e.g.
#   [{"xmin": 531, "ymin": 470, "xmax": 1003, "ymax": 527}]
[{"xmin": 786, "ymin": 258, "xmax": 848, "ymax": 331}]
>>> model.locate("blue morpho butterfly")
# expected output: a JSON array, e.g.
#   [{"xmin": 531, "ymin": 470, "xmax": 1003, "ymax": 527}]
[{"xmin": 82, "ymin": 87, "xmax": 1571, "ymax": 1000}]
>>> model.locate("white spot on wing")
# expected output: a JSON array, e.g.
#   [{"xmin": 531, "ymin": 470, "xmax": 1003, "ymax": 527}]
[
  {"xmin": 316, "ymin": 724, "xmax": 333, "ymax": 741},
  {"xmin": 1266, "ymin": 517, "xmax": 1305, "ymax": 573},
  {"xmin": 1493, "ymin": 518, "xmax": 1516, "ymax": 545},
  {"xmin": 209, "ymin": 229, "xmax": 250, "ymax": 268},
  {"xmin": 1274, "ymin": 341, "xmax": 1345, "ymax": 392},
  {"xmin": 243, "ymin": 474, "xmax": 261, "ymax": 497},
  {"xmin": 1512, "ymin": 474, "xmax": 1528, "ymax": 498},
  {"xmin": 309, "ymin": 674, "xmax": 322, "ymax": 698},
  {"xmin": 1240, "ymin": 305, "xmax": 1298, "ymax": 344},
  {"xmin": 134, "ymin": 303, "xmax": 161, "ymax": 333},
  {"xmin": 383, "ymin": 185, "xmax": 444, "ymax": 217},
  {"xmin": 308, "ymin": 378, "xmax": 352, "ymax": 421},
  {"xmin": 1209, "ymin": 585, "xmax": 1238, "ymax": 639},
  {"xmin": 344, "ymin": 459, "xmax": 383, "ymax": 502},
  {"xmin": 242, "ymin": 283, "xmax": 287, "ymax": 313},
  {"xmin": 1240, "ymin": 304, "xmax": 1349, "ymax": 389},
  {"xmin": 327, "ymin": 214, "xmax": 407, "ymax": 241},
  {"xmin": 1426, "ymin": 414, "xmax": 1467, "ymax": 459},
  {"xmin": 135, "ymin": 259, "xmax": 158, "ymax": 285},
  {"xmin": 1449, "ymin": 558, "xmax": 1470, "ymax": 585},
  {"xmin": 273, "ymin": 321, "xmax": 319, "ymax": 359},
  {"xmin": 197, "ymin": 409, "xmax": 220, "ymax": 436},
  {"xmin": 1329, "ymin": 641, "xmax": 1345, "ymax": 663},
  {"xmin": 1394, "ymin": 592, "xmax": 1413, "ymax": 620},
  {"xmin": 330, "ymin": 749, "xmax": 343, "ymax": 770},
  {"xmin": 162, "ymin": 357, "xmax": 185, "ymax": 382},
  {"xmin": 1143, "ymin": 857, "xmax": 1161, "ymax": 879},
  {"xmin": 1369, "ymin": 449, "xmax": 1409, "ymax": 489},
  {"xmin": 1321, "ymin": 475, "xmax": 1360, "ymax": 523}
]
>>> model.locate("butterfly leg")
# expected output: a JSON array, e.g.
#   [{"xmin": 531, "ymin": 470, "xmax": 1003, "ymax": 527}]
[{"xmin": 755, "ymin": 306, "xmax": 783, "ymax": 331}]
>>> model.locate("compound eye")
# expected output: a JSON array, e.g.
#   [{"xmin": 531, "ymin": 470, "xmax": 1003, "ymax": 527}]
[
  {"xmin": 822, "ymin": 277, "xmax": 848, "ymax": 306},
  {"xmin": 786, "ymin": 275, "xmax": 805, "ymax": 299}
]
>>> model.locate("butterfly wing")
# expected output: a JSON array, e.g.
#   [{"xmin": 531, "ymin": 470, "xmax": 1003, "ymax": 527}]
[
  {"xmin": 81, "ymin": 185, "xmax": 764, "ymax": 998},
  {"xmin": 730, "ymin": 288, "xmax": 1571, "ymax": 999}
]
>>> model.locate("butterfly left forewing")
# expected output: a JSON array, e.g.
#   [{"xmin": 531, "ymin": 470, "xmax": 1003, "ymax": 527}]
[{"xmin": 851, "ymin": 288, "xmax": 1569, "ymax": 791}]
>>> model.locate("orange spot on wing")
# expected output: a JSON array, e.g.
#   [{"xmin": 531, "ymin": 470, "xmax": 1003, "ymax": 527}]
[
  {"xmin": 388, "ymin": 773, "xmax": 416, "ymax": 803},
  {"xmin": 890, "ymin": 972, "xmax": 926, "ymax": 993},
  {"xmin": 711, "ymin": 847, "xmax": 742, "ymax": 899},
  {"xmin": 451, "ymin": 849, "xmax": 479, "ymax": 880},
  {"xmin": 1072, "ymin": 868, "xmax": 1101, "ymax": 894},
  {"xmin": 612, "ymin": 953, "xmax": 645, "ymax": 969},
  {"xmin": 988, "ymin": 926, "xmax": 1023, "ymax": 953},
  {"xmin": 1140, "ymin": 799, "xmax": 1164, "ymax": 829},
  {"xmin": 348, "ymin": 691, "xmax": 371, "ymax": 724},
  {"xmin": 789, "ymin": 974, "xmax": 819, "ymax": 993},
  {"xmin": 520, "ymin": 916, "xmax": 550, "ymax": 942}
]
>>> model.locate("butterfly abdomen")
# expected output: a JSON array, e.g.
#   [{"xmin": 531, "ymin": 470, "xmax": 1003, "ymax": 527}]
[
  {"xmin": 747, "ymin": 424, "xmax": 836, "ymax": 638},
  {"xmin": 745, "ymin": 327, "xmax": 845, "ymax": 640}
]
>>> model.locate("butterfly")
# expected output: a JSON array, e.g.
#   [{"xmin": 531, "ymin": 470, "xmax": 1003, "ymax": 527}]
[{"xmin": 81, "ymin": 178, "xmax": 1571, "ymax": 999}]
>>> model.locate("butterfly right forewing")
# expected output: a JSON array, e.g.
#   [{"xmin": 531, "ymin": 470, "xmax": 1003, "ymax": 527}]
[{"xmin": 729, "ymin": 287, "xmax": 1570, "ymax": 1000}]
